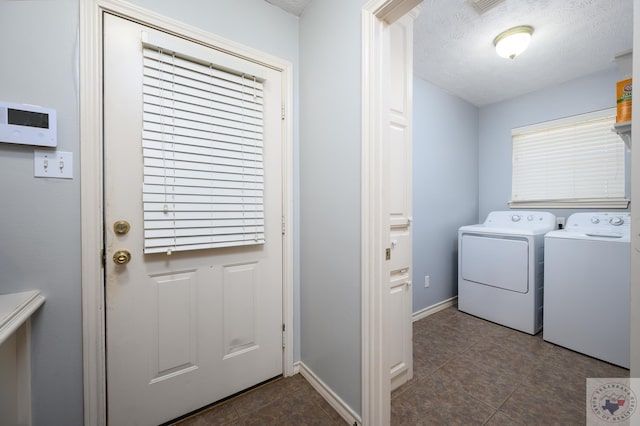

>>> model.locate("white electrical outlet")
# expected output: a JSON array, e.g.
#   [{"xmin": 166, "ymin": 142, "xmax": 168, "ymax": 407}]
[{"xmin": 424, "ymin": 275, "xmax": 430, "ymax": 288}]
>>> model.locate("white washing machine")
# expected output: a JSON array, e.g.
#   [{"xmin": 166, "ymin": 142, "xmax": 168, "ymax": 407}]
[
  {"xmin": 544, "ymin": 212, "xmax": 630, "ymax": 368},
  {"xmin": 458, "ymin": 211, "xmax": 556, "ymax": 334}
]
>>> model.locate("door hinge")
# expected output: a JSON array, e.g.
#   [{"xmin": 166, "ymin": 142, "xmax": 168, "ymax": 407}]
[
  {"xmin": 282, "ymin": 324, "xmax": 286, "ymax": 348},
  {"xmin": 282, "ymin": 216, "xmax": 286, "ymax": 235},
  {"xmin": 281, "ymin": 104, "xmax": 285, "ymax": 120}
]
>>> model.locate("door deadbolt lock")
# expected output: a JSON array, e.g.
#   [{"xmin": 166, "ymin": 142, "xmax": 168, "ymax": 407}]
[
  {"xmin": 113, "ymin": 250, "xmax": 132, "ymax": 265},
  {"xmin": 114, "ymin": 220, "xmax": 131, "ymax": 235}
]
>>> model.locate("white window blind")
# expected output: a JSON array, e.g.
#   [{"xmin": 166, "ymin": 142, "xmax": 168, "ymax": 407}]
[
  {"xmin": 510, "ymin": 108, "xmax": 627, "ymax": 208},
  {"xmin": 142, "ymin": 44, "xmax": 265, "ymax": 254}
]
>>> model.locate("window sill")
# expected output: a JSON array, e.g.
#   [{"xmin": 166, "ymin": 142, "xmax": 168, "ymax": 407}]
[{"xmin": 508, "ymin": 199, "xmax": 630, "ymax": 209}]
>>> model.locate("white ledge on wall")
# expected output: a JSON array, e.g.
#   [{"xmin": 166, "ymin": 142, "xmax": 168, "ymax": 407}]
[
  {"xmin": 0, "ymin": 291, "xmax": 45, "ymax": 346},
  {"xmin": 613, "ymin": 121, "xmax": 632, "ymax": 149}
]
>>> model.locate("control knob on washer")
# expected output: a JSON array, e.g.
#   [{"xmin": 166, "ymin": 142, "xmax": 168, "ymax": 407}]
[{"xmin": 609, "ymin": 217, "xmax": 624, "ymax": 226}]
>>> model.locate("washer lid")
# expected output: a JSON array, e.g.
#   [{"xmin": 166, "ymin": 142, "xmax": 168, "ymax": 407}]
[
  {"xmin": 548, "ymin": 212, "xmax": 631, "ymax": 242},
  {"xmin": 546, "ymin": 229, "xmax": 630, "ymax": 243}
]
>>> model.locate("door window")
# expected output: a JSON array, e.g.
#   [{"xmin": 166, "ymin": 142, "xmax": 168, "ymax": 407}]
[{"xmin": 142, "ymin": 44, "xmax": 265, "ymax": 254}]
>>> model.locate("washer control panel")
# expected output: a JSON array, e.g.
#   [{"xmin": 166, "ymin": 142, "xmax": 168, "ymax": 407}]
[
  {"xmin": 566, "ymin": 212, "xmax": 631, "ymax": 234},
  {"xmin": 609, "ymin": 216, "xmax": 625, "ymax": 226}
]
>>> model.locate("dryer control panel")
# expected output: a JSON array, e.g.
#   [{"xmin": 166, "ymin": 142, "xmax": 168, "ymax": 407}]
[{"xmin": 484, "ymin": 211, "xmax": 556, "ymax": 231}]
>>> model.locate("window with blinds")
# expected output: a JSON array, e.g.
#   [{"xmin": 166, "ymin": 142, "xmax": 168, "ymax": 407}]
[
  {"xmin": 142, "ymin": 44, "xmax": 265, "ymax": 254},
  {"xmin": 510, "ymin": 108, "xmax": 627, "ymax": 208}
]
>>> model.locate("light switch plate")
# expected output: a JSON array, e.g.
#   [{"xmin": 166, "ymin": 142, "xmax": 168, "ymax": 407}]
[{"xmin": 34, "ymin": 150, "xmax": 73, "ymax": 179}]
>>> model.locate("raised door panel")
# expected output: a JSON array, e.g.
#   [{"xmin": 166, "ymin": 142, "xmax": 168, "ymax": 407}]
[
  {"xmin": 389, "ymin": 123, "xmax": 411, "ymax": 227},
  {"xmin": 223, "ymin": 263, "xmax": 260, "ymax": 358},
  {"xmin": 389, "ymin": 229, "xmax": 410, "ymax": 273},
  {"xmin": 389, "ymin": 273, "xmax": 411, "ymax": 389},
  {"xmin": 389, "ymin": 21, "xmax": 408, "ymax": 118},
  {"xmin": 152, "ymin": 270, "xmax": 198, "ymax": 381}
]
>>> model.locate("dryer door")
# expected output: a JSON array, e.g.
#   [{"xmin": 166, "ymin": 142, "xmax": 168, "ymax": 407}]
[{"xmin": 460, "ymin": 234, "xmax": 529, "ymax": 293}]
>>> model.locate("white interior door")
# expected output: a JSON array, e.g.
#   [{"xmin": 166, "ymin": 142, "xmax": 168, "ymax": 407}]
[
  {"xmin": 104, "ymin": 14, "xmax": 284, "ymax": 425},
  {"xmin": 386, "ymin": 14, "xmax": 414, "ymax": 392}
]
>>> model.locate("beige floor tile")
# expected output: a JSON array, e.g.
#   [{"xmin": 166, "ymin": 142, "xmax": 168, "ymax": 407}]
[
  {"xmin": 543, "ymin": 344, "xmax": 630, "ymax": 378},
  {"xmin": 484, "ymin": 410, "xmax": 527, "ymax": 426},
  {"xmin": 179, "ymin": 307, "xmax": 630, "ymax": 426},
  {"xmin": 499, "ymin": 382, "xmax": 586, "ymax": 425},
  {"xmin": 431, "ymin": 355, "xmax": 522, "ymax": 409},
  {"xmin": 174, "ymin": 402, "xmax": 239, "ymax": 426}
]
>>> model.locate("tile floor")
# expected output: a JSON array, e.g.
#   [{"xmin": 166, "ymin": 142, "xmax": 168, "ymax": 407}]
[
  {"xmin": 392, "ymin": 307, "xmax": 629, "ymax": 425},
  {"xmin": 174, "ymin": 306, "xmax": 629, "ymax": 425},
  {"xmin": 172, "ymin": 373, "xmax": 344, "ymax": 425}
]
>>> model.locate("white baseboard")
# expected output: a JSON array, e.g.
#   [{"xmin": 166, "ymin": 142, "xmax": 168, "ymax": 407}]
[
  {"xmin": 296, "ymin": 361, "xmax": 361, "ymax": 426},
  {"xmin": 412, "ymin": 296, "xmax": 458, "ymax": 322}
]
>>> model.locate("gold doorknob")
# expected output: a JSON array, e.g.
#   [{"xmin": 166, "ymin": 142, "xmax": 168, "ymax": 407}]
[
  {"xmin": 113, "ymin": 220, "xmax": 131, "ymax": 235},
  {"xmin": 113, "ymin": 250, "xmax": 132, "ymax": 265}
]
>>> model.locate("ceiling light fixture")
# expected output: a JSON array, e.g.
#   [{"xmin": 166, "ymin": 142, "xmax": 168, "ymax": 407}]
[{"xmin": 493, "ymin": 25, "xmax": 534, "ymax": 59}]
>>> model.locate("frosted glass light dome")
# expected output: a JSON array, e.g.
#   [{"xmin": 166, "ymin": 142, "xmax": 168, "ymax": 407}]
[{"xmin": 494, "ymin": 26, "xmax": 534, "ymax": 59}]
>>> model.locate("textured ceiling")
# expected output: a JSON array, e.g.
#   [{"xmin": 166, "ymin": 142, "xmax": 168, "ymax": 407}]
[
  {"xmin": 268, "ymin": 0, "xmax": 633, "ymax": 107},
  {"xmin": 264, "ymin": 0, "xmax": 311, "ymax": 16},
  {"xmin": 415, "ymin": 0, "xmax": 633, "ymax": 106}
]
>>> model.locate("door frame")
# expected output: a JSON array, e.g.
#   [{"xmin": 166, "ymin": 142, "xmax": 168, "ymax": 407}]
[
  {"xmin": 361, "ymin": 0, "xmax": 421, "ymax": 424},
  {"xmin": 79, "ymin": 1, "xmax": 295, "ymax": 424}
]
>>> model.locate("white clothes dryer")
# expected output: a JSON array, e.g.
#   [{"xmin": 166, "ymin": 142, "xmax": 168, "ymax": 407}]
[
  {"xmin": 458, "ymin": 211, "xmax": 556, "ymax": 334},
  {"xmin": 544, "ymin": 212, "xmax": 630, "ymax": 368}
]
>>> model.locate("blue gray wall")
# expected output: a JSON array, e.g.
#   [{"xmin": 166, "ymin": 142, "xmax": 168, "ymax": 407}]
[
  {"xmin": 0, "ymin": 1, "xmax": 82, "ymax": 424},
  {"xmin": 299, "ymin": 0, "xmax": 364, "ymax": 415},
  {"xmin": 412, "ymin": 77, "xmax": 479, "ymax": 312},
  {"xmin": 0, "ymin": 1, "xmax": 299, "ymax": 424},
  {"xmin": 478, "ymin": 68, "xmax": 628, "ymax": 220}
]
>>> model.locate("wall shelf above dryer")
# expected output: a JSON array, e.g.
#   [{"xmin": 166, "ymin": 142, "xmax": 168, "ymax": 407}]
[{"xmin": 614, "ymin": 121, "xmax": 631, "ymax": 149}]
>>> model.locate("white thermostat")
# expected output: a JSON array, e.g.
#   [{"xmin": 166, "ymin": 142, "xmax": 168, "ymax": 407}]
[{"xmin": 0, "ymin": 101, "xmax": 57, "ymax": 147}]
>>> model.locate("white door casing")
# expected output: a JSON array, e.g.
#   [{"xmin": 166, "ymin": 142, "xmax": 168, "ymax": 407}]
[
  {"xmin": 387, "ymin": 14, "xmax": 414, "ymax": 392},
  {"xmin": 79, "ymin": 1, "xmax": 294, "ymax": 423},
  {"xmin": 104, "ymin": 14, "xmax": 284, "ymax": 425}
]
